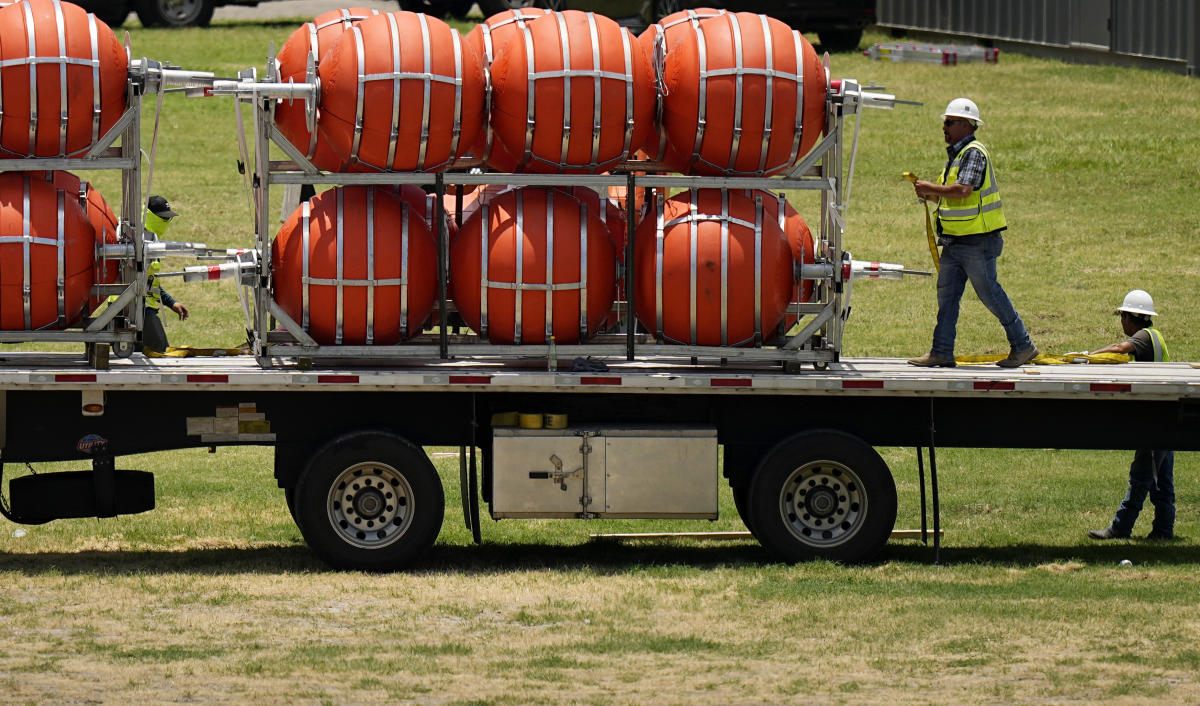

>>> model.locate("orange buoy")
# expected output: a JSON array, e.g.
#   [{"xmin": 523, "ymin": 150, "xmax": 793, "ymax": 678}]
[
  {"xmin": 275, "ymin": 7, "xmax": 382, "ymax": 171},
  {"xmin": 749, "ymin": 190, "xmax": 815, "ymax": 333},
  {"xmin": 273, "ymin": 185, "xmax": 437, "ymax": 345},
  {"xmin": 36, "ymin": 170, "xmax": 120, "ymax": 308},
  {"xmin": 660, "ymin": 12, "xmax": 827, "ymax": 176},
  {"xmin": 488, "ymin": 10, "xmax": 655, "ymax": 174},
  {"xmin": 0, "ymin": 0, "xmax": 127, "ymax": 158},
  {"xmin": 0, "ymin": 172, "xmax": 94, "ymax": 329},
  {"xmin": 634, "ymin": 188, "xmax": 793, "ymax": 346},
  {"xmin": 637, "ymin": 8, "xmax": 727, "ymax": 163},
  {"xmin": 449, "ymin": 186, "xmax": 615, "ymax": 344},
  {"xmin": 463, "ymin": 6, "xmax": 552, "ymax": 171},
  {"xmin": 317, "ymin": 11, "xmax": 485, "ymax": 173}
]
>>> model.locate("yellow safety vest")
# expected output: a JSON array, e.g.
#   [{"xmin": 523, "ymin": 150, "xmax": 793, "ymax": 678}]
[
  {"xmin": 143, "ymin": 211, "xmax": 172, "ymax": 310},
  {"xmin": 146, "ymin": 260, "xmax": 163, "ymax": 310},
  {"xmin": 937, "ymin": 139, "xmax": 1007, "ymax": 236},
  {"xmin": 1145, "ymin": 327, "xmax": 1170, "ymax": 362}
]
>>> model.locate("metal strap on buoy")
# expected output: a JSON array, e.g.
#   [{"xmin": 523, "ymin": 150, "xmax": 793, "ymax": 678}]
[
  {"xmin": 516, "ymin": 11, "xmax": 637, "ymax": 173},
  {"xmin": 0, "ymin": 175, "xmax": 65, "ymax": 329},
  {"xmin": 646, "ymin": 9, "xmax": 725, "ymax": 162},
  {"xmin": 479, "ymin": 8, "xmax": 546, "ymax": 164},
  {"xmin": 477, "ymin": 189, "xmax": 590, "ymax": 344},
  {"xmin": 654, "ymin": 188, "xmax": 768, "ymax": 346},
  {"xmin": 298, "ymin": 188, "xmax": 415, "ymax": 344},
  {"xmin": 346, "ymin": 14, "xmax": 465, "ymax": 172},
  {"xmin": 0, "ymin": 1, "xmax": 105, "ymax": 157},
  {"xmin": 295, "ymin": 9, "xmax": 378, "ymax": 160},
  {"xmin": 682, "ymin": 14, "xmax": 808, "ymax": 177}
]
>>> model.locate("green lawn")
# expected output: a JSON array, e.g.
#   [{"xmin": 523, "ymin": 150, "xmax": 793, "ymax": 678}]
[{"xmin": 1, "ymin": 18, "xmax": 1198, "ymax": 704}]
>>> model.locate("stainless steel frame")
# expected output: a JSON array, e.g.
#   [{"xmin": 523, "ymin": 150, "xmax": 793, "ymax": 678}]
[{"xmin": 234, "ymin": 66, "xmax": 897, "ymax": 368}]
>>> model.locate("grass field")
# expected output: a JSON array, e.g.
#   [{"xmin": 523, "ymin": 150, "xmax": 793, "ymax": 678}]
[{"xmin": 2, "ymin": 16, "xmax": 1199, "ymax": 704}]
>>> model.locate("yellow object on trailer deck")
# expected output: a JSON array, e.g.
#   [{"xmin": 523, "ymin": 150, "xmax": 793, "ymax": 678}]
[{"xmin": 903, "ymin": 171, "xmax": 940, "ymax": 273}]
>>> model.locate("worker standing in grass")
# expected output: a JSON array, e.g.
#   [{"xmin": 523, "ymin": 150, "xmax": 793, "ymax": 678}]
[
  {"xmin": 907, "ymin": 98, "xmax": 1038, "ymax": 369},
  {"xmin": 1088, "ymin": 290, "xmax": 1175, "ymax": 541},
  {"xmin": 138, "ymin": 195, "xmax": 190, "ymax": 353}
]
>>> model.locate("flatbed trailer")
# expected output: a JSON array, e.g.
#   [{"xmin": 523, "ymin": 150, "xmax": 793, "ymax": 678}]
[{"xmin": 2, "ymin": 353, "xmax": 1197, "ymax": 569}]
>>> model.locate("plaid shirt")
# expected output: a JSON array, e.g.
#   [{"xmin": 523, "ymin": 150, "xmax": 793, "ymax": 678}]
[{"xmin": 944, "ymin": 133, "xmax": 986, "ymax": 189}]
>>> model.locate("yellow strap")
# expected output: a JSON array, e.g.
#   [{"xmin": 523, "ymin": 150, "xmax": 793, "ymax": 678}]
[
  {"xmin": 922, "ymin": 200, "xmax": 939, "ymax": 273},
  {"xmin": 952, "ymin": 352, "xmax": 1132, "ymax": 366},
  {"xmin": 145, "ymin": 345, "xmax": 251, "ymax": 358},
  {"xmin": 903, "ymin": 172, "xmax": 940, "ymax": 273}
]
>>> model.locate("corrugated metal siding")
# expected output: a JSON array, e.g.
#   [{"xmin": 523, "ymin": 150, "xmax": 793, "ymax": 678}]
[
  {"xmin": 1113, "ymin": 0, "xmax": 1193, "ymax": 61},
  {"xmin": 877, "ymin": 0, "xmax": 1199, "ymax": 75}
]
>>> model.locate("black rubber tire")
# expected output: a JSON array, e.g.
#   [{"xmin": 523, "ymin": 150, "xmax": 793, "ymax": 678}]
[
  {"xmin": 731, "ymin": 480, "xmax": 756, "ymax": 536},
  {"xmin": 396, "ymin": 0, "xmax": 474, "ymax": 18},
  {"xmin": 748, "ymin": 430, "xmax": 896, "ymax": 563},
  {"xmin": 652, "ymin": 0, "xmax": 684, "ymax": 22},
  {"xmin": 476, "ymin": 0, "xmax": 539, "ymax": 16},
  {"xmin": 91, "ymin": 3, "xmax": 131, "ymax": 27},
  {"xmin": 818, "ymin": 29, "xmax": 864, "ymax": 53},
  {"xmin": 135, "ymin": 0, "xmax": 213, "ymax": 27},
  {"xmin": 284, "ymin": 484, "xmax": 301, "ymax": 529},
  {"xmin": 295, "ymin": 431, "xmax": 444, "ymax": 571}
]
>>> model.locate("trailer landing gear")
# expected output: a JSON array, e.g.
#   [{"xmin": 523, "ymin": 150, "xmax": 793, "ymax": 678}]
[
  {"xmin": 295, "ymin": 431, "xmax": 444, "ymax": 571},
  {"xmin": 748, "ymin": 430, "xmax": 896, "ymax": 563}
]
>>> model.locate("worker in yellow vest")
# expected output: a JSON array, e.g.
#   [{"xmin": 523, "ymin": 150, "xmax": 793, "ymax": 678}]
[
  {"xmin": 1088, "ymin": 290, "xmax": 1175, "ymax": 540},
  {"xmin": 907, "ymin": 98, "xmax": 1037, "ymax": 369},
  {"xmin": 139, "ymin": 195, "xmax": 189, "ymax": 353}
]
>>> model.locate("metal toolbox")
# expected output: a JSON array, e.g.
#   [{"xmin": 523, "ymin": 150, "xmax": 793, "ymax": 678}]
[{"xmin": 491, "ymin": 426, "xmax": 718, "ymax": 519}]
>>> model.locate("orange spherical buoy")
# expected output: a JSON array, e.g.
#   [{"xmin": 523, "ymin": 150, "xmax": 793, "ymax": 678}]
[
  {"xmin": 317, "ymin": 11, "xmax": 485, "ymax": 173},
  {"xmin": 0, "ymin": 172, "xmax": 95, "ymax": 329},
  {"xmin": 273, "ymin": 185, "xmax": 437, "ymax": 345},
  {"xmin": 275, "ymin": 7, "xmax": 382, "ymax": 171},
  {"xmin": 637, "ymin": 8, "xmax": 727, "ymax": 163},
  {"xmin": 449, "ymin": 186, "xmax": 615, "ymax": 344},
  {"xmin": 748, "ymin": 190, "xmax": 815, "ymax": 334},
  {"xmin": 634, "ymin": 188, "xmax": 793, "ymax": 346},
  {"xmin": 36, "ymin": 170, "xmax": 120, "ymax": 308},
  {"xmin": 0, "ymin": 0, "xmax": 128, "ymax": 158},
  {"xmin": 489, "ymin": 10, "xmax": 655, "ymax": 174},
  {"xmin": 463, "ymin": 6, "xmax": 552, "ymax": 171},
  {"xmin": 660, "ymin": 12, "xmax": 827, "ymax": 176}
]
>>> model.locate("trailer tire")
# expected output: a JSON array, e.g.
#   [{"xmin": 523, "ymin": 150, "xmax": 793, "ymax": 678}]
[
  {"xmin": 748, "ymin": 430, "xmax": 895, "ymax": 563},
  {"xmin": 296, "ymin": 431, "xmax": 444, "ymax": 571}
]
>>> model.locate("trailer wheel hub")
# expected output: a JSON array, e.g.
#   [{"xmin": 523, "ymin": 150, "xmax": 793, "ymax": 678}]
[
  {"xmin": 327, "ymin": 462, "xmax": 415, "ymax": 550},
  {"xmin": 779, "ymin": 460, "xmax": 867, "ymax": 548}
]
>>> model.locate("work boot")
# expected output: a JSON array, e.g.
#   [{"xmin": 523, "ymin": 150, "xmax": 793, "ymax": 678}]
[
  {"xmin": 908, "ymin": 352, "xmax": 956, "ymax": 368},
  {"xmin": 1146, "ymin": 530, "xmax": 1175, "ymax": 540},
  {"xmin": 997, "ymin": 346, "xmax": 1038, "ymax": 368},
  {"xmin": 1087, "ymin": 527, "xmax": 1129, "ymax": 540}
]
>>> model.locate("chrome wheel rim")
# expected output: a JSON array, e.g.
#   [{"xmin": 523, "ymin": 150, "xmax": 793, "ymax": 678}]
[
  {"xmin": 327, "ymin": 462, "xmax": 414, "ymax": 550},
  {"xmin": 160, "ymin": 0, "xmax": 202, "ymax": 22},
  {"xmin": 778, "ymin": 460, "xmax": 866, "ymax": 547}
]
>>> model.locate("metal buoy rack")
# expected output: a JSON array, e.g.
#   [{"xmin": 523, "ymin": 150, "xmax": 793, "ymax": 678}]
[
  {"xmin": 0, "ymin": 47, "xmax": 219, "ymax": 366},
  {"xmin": 218, "ymin": 56, "xmax": 911, "ymax": 369}
]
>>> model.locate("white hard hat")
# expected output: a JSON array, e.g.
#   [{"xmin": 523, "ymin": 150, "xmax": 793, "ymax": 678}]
[
  {"xmin": 942, "ymin": 97, "xmax": 983, "ymax": 126},
  {"xmin": 1115, "ymin": 289, "xmax": 1156, "ymax": 317}
]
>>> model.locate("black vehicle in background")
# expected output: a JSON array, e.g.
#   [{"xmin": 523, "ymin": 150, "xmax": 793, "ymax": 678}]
[
  {"xmin": 415, "ymin": 0, "xmax": 876, "ymax": 51},
  {"xmin": 83, "ymin": 0, "xmax": 873, "ymax": 51}
]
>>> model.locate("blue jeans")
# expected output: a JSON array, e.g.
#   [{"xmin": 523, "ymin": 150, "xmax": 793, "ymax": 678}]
[
  {"xmin": 931, "ymin": 233, "xmax": 1031, "ymax": 357},
  {"xmin": 1111, "ymin": 449, "xmax": 1175, "ymax": 536}
]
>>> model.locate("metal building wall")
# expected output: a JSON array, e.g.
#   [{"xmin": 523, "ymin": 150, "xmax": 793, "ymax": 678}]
[{"xmin": 876, "ymin": 0, "xmax": 1199, "ymax": 76}]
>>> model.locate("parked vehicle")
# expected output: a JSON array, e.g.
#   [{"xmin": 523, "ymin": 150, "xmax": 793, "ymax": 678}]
[{"xmin": 411, "ymin": 0, "xmax": 876, "ymax": 50}]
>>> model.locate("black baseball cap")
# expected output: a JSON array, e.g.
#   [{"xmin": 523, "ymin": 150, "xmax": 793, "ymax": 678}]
[{"xmin": 147, "ymin": 195, "xmax": 179, "ymax": 219}]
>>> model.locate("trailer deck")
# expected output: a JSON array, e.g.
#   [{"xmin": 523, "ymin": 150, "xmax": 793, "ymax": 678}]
[{"xmin": 2, "ymin": 353, "xmax": 1197, "ymax": 401}]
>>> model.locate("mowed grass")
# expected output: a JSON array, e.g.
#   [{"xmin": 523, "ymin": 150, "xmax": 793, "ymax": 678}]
[{"xmin": 1, "ymin": 18, "xmax": 1199, "ymax": 704}]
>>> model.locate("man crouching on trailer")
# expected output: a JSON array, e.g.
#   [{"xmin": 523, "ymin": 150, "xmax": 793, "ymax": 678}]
[{"xmin": 138, "ymin": 195, "xmax": 190, "ymax": 354}]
